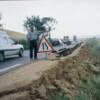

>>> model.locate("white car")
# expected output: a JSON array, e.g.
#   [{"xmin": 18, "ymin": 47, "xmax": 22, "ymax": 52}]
[
  {"xmin": 0, "ymin": 31, "xmax": 24, "ymax": 61},
  {"xmin": 50, "ymin": 38, "xmax": 81, "ymax": 56},
  {"xmin": 50, "ymin": 38, "xmax": 66, "ymax": 54}
]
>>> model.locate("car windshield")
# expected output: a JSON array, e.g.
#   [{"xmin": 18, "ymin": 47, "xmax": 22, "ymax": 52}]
[
  {"xmin": 8, "ymin": 38, "xmax": 15, "ymax": 45},
  {"xmin": 0, "ymin": 36, "xmax": 8, "ymax": 46},
  {"xmin": 51, "ymin": 39, "xmax": 61, "ymax": 46}
]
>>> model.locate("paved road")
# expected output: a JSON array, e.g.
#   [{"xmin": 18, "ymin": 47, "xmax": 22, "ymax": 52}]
[{"xmin": 0, "ymin": 51, "xmax": 30, "ymax": 74}]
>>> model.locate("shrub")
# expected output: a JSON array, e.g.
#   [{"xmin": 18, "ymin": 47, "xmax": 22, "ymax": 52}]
[
  {"xmin": 76, "ymin": 76, "xmax": 100, "ymax": 100},
  {"xmin": 90, "ymin": 43, "xmax": 100, "ymax": 57},
  {"xmin": 48, "ymin": 91, "xmax": 70, "ymax": 100},
  {"xmin": 86, "ymin": 38, "xmax": 98, "ymax": 47},
  {"xmin": 75, "ymin": 91, "xmax": 89, "ymax": 100},
  {"xmin": 86, "ymin": 38, "xmax": 100, "ymax": 57}
]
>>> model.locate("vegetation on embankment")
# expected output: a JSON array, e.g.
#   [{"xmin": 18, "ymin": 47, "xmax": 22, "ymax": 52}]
[{"xmin": 74, "ymin": 38, "xmax": 100, "ymax": 100}]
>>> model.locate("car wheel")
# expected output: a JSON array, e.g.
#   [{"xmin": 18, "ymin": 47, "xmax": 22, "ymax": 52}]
[
  {"xmin": 0, "ymin": 52, "xmax": 5, "ymax": 62},
  {"xmin": 19, "ymin": 49, "xmax": 23, "ymax": 57}
]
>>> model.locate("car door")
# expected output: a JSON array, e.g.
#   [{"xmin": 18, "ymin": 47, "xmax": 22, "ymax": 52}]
[
  {"xmin": 4, "ymin": 37, "xmax": 19, "ymax": 56},
  {"xmin": 0, "ymin": 36, "xmax": 8, "ymax": 52}
]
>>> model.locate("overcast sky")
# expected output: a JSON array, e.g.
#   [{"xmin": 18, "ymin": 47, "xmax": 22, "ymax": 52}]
[{"xmin": 0, "ymin": 0, "xmax": 100, "ymax": 38}]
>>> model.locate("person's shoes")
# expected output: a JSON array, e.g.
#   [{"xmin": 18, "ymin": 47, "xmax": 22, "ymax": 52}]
[
  {"xmin": 34, "ymin": 58, "xmax": 39, "ymax": 62},
  {"xmin": 30, "ymin": 58, "xmax": 39, "ymax": 63},
  {"xmin": 30, "ymin": 58, "xmax": 34, "ymax": 63}
]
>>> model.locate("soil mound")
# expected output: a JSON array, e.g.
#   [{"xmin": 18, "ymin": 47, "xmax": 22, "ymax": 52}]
[{"xmin": 0, "ymin": 44, "xmax": 99, "ymax": 100}]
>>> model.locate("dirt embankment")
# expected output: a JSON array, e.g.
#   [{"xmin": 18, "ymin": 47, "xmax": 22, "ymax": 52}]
[{"xmin": 0, "ymin": 44, "xmax": 99, "ymax": 100}]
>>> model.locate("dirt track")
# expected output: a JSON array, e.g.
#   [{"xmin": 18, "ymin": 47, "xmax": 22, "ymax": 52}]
[{"xmin": 0, "ymin": 60, "xmax": 57, "ymax": 92}]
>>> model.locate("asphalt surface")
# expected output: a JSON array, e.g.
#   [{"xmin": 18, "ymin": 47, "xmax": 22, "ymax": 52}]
[{"xmin": 0, "ymin": 50, "xmax": 31, "ymax": 74}]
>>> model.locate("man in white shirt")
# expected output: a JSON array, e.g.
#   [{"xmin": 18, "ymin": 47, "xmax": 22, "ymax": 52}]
[{"xmin": 27, "ymin": 27, "xmax": 39, "ymax": 60}]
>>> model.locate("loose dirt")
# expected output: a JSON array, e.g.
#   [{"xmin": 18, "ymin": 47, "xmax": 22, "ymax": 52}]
[{"xmin": 0, "ymin": 43, "xmax": 99, "ymax": 100}]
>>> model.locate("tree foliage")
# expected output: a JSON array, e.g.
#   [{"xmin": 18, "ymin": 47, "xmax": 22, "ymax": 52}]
[{"xmin": 24, "ymin": 16, "xmax": 56, "ymax": 33}]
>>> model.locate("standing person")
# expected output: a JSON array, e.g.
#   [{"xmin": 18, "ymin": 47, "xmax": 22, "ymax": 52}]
[{"xmin": 27, "ymin": 27, "xmax": 39, "ymax": 60}]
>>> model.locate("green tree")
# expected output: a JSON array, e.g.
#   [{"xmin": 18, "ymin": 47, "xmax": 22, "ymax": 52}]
[{"xmin": 23, "ymin": 16, "xmax": 56, "ymax": 35}]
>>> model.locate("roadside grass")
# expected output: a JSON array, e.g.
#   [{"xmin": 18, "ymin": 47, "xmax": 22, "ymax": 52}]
[
  {"xmin": 48, "ymin": 75, "xmax": 100, "ymax": 100},
  {"xmin": 76, "ymin": 75, "xmax": 100, "ymax": 100},
  {"xmin": 86, "ymin": 38, "xmax": 100, "ymax": 57},
  {"xmin": 48, "ymin": 91, "xmax": 70, "ymax": 100},
  {"xmin": 75, "ymin": 38, "xmax": 100, "ymax": 100}
]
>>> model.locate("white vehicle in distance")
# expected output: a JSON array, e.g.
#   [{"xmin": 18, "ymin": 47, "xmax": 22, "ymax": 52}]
[
  {"xmin": 50, "ymin": 38, "xmax": 66, "ymax": 55},
  {"xmin": 0, "ymin": 31, "xmax": 24, "ymax": 62},
  {"xmin": 50, "ymin": 38, "xmax": 81, "ymax": 56},
  {"xmin": 62, "ymin": 39, "xmax": 82, "ymax": 53}
]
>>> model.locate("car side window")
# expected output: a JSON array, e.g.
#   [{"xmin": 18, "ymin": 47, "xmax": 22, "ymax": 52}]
[{"xmin": 52, "ymin": 40, "xmax": 61, "ymax": 46}]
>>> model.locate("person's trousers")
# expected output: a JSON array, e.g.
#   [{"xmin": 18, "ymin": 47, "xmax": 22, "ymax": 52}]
[{"xmin": 29, "ymin": 40, "xmax": 38, "ymax": 59}]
